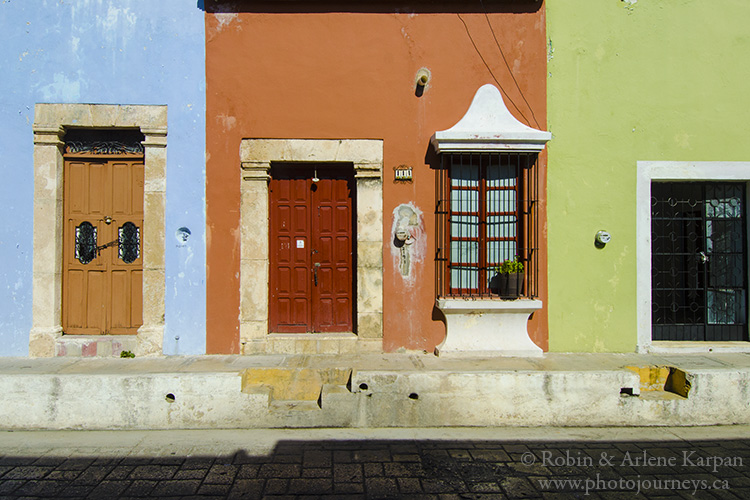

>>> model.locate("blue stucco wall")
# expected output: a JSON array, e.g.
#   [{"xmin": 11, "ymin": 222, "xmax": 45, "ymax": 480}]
[{"xmin": 0, "ymin": 0, "xmax": 206, "ymax": 355}]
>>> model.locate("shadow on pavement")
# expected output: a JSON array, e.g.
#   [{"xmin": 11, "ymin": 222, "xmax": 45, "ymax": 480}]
[{"xmin": 1, "ymin": 438, "xmax": 749, "ymax": 498}]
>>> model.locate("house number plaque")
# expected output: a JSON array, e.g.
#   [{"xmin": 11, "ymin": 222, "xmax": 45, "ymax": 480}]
[{"xmin": 394, "ymin": 165, "xmax": 413, "ymax": 183}]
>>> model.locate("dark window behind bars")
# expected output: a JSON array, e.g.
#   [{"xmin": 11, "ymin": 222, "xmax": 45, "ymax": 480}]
[{"xmin": 436, "ymin": 152, "xmax": 539, "ymax": 298}]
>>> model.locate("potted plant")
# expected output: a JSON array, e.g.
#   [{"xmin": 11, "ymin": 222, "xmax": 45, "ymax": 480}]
[{"xmin": 489, "ymin": 257, "xmax": 524, "ymax": 299}]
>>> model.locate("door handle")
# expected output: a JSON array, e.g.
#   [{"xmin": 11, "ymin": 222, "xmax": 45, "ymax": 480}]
[
  {"xmin": 699, "ymin": 251, "xmax": 709, "ymax": 264},
  {"xmin": 96, "ymin": 239, "xmax": 119, "ymax": 255},
  {"xmin": 313, "ymin": 262, "xmax": 321, "ymax": 286}
]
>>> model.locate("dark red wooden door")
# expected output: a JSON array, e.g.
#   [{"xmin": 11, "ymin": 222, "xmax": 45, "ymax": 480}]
[{"xmin": 270, "ymin": 165, "xmax": 354, "ymax": 333}]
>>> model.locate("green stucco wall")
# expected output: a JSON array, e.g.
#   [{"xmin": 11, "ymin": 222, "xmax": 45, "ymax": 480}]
[{"xmin": 546, "ymin": 0, "xmax": 750, "ymax": 352}]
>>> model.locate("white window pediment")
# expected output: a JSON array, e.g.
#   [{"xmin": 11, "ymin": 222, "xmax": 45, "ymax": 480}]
[{"xmin": 430, "ymin": 84, "xmax": 551, "ymax": 153}]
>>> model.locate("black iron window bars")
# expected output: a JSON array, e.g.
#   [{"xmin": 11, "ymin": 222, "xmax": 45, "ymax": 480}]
[{"xmin": 436, "ymin": 152, "xmax": 539, "ymax": 299}]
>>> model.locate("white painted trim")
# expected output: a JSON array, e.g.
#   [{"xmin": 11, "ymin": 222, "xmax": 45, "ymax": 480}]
[
  {"xmin": 636, "ymin": 161, "xmax": 750, "ymax": 353},
  {"xmin": 649, "ymin": 341, "xmax": 750, "ymax": 354}
]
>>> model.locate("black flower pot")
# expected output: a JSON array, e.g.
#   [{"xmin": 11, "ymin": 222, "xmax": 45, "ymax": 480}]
[{"xmin": 490, "ymin": 273, "xmax": 524, "ymax": 299}]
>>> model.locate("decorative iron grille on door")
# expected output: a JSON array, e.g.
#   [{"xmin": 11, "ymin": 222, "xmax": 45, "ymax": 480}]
[
  {"xmin": 435, "ymin": 152, "xmax": 539, "ymax": 298},
  {"xmin": 651, "ymin": 182, "xmax": 748, "ymax": 341}
]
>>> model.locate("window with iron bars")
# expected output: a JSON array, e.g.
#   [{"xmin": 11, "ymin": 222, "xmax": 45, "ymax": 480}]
[{"xmin": 436, "ymin": 152, "xmax": 539, "ymax": 298}]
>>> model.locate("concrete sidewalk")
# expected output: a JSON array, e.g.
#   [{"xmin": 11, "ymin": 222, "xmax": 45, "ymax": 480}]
[
  {"xmin": 4, "ymin": 426, "xmax": 750, "ymax": 455},
  {"xmin": 1, "ymin": 352, "xmax": 749, "ymax": 430}
]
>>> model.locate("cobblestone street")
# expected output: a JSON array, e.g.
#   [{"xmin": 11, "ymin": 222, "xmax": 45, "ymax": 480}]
[{"xmin": 0, "ymin": 427, "xmax": 749, "ymax": 499}]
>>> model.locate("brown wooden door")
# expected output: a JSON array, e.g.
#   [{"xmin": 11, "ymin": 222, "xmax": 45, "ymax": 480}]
[
  {"xmin": 269, "ymin": 165, "xmax": 354, "ymax": 333},
  {"xmin": 63, "ymin": 156, "xmax": 144, "ymax": 335}
]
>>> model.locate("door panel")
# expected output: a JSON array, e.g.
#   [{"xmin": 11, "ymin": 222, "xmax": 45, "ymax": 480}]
[
  {"xmin": 110, "ymin": 269, "xmax": 130, "ymax": 329},
  {"xmin": 88, "ymin": 162, "xmax": 107, "ymax": 215},
  {"xmin": 86, "ymin": 270, "xmax": 107, "ymax": 332},
  {"xmin": 132, "ymin": 164, "xmax": 145, "ymax": 217},
  {"xmin": 270, "ymin": 164, "xmax": 354, "ymax": 333},
  {"xmin": 311, "ymin": 166, "xmax": 353, "ymax": 333},
  {"xmin": 63, "ymin": 157, "xmax": 144, "ymax": 335},
  {"xmin": 112, "ymin": 162, "xmax": 130, "ymax": 216},
  {"xmin": 271, "ymin": 171, "xmax": 312, "ymax": 332},
  {"xmin": 651, "ymin": 182, "xmax": 748, "ymax": 341},
  {"xmin": 66, "ymin": 270, "xmax": 87, "ymax": 330},
  {"xmin": 68, "ymin": 163, "xmax": 86, "ymax": 214}
]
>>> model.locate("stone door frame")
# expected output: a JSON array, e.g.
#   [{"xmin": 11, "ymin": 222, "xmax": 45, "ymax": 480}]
[
  {"xmin": 239, "ymin": 139, "xmax": 383, "ymax": 354},
  {"xmin": 30, "ymin": 104, "xmax": 167, "ymax": 357}
]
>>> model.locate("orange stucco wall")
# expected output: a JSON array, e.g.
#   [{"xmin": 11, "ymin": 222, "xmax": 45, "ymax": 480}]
[{"xmin": 205, "ymin": 1, "xmax": 549, "ymax": 354}]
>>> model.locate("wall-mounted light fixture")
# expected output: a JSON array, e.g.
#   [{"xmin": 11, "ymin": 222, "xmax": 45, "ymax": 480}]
[{"xmin": 595, "ymin": 230, "xmax": 611, "ymax": 248}]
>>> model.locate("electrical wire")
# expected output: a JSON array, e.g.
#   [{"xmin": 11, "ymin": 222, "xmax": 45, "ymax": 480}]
[
  {"xmin": 456, "ymin": 13, "xmax": 531, "ymax": 127},
  {"xmin": 479, "ymin": 0, "xmax": 542, "ymax": 129}
]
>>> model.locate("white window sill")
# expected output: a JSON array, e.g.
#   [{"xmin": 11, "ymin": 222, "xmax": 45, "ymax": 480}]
[{"xmin": 435, "ymin": 298, "xmax": 543, "ymax": 357}]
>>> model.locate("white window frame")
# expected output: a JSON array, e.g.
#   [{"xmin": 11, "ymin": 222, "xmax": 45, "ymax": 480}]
[{"xmin": 636, "ymin": 161, "xmax": 750, "ymax": 353}]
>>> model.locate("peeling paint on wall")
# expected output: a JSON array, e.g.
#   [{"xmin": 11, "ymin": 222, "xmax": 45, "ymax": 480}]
[
  {"xmin": 0, "ymin": 0, "xmax": 207, "ymax": 356},
  {"xmin": 547, "ymin": 0, "xmax": 750, "ymax": 352},
  {"xmin": 217, "ymin": 114, "xmax": 236, "ymax": 131},
  {"xmin": 622, "ymin": 0, "xmax": 638, "ymax": 12},
  {"xmin": 38, "ymin": 72, "xmax": 82, "ymax": 101},
  {"xmin": 204, "ymin": 3, "xmax": 548, "ymax": 353},
  {"xmin": 213, "ymin": 12, "xmax": 238, "ymax": 32}
]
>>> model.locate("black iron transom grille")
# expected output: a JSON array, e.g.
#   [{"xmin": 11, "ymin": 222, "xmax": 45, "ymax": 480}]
[
  {"xmin": 64, "ymin": 128, "xmax": 145, "ymax": 155},
  {"xmin": 651, "ymin": 182, "xmax": 748, "ymax": 341},
  {"xmin": 436, "ymin": 152, "xmax": 539, "ymax": 299}
]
